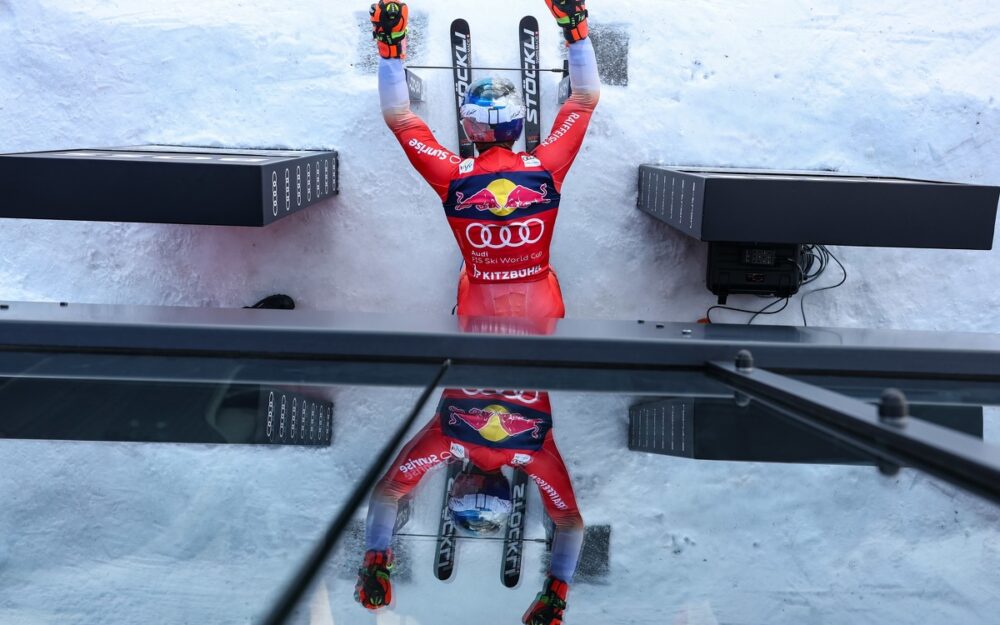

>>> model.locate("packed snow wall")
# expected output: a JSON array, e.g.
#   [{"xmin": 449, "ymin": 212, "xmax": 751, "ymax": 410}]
[
  {"xmin": 2, "ymin": 3, "xmax": 1000, "ymax": 625},
  {"xmin": 1, "ymin": 0, "xmax": 999, "ymax": 330}
]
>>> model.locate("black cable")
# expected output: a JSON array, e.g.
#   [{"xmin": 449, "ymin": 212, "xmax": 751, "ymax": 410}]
[
  {"xmin": 800, "ymin": 246, "xmax": 848, "ymax": 327},
  {"xmin": 748, "ymin": 297, "xmax": 790, "ymax": 325},
  {"xmin": 703, "ymin": 244, "xmax": 839, "ymax": 326},
  {"xmin": 800, "ymin": 245, "xmax": 826, "ymax": 284},
  {"xmin": 259, "ymin": 360, "xmax": 452, "ymax": 625},
  {"xmin": 706, "ymin": 296, "xmax": 789, "ymax": 325}
]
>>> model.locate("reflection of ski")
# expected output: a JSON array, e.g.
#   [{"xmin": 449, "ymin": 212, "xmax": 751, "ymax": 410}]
[
  {"xmin": 450, "ymin": 19, "xmax": 474, "ymax": 159},
  {"xmin": 434, "ymin": 460, "xmax": 464, "ymax": 581},
  {"xmin": 394, "ymin": 495, "xmax": 413, "ymax": 533},
  {"xmin": 519, "ymin": 16, "xmax": 541, "ymax": 153},
  {"xmin": 501, "ymin": 468, "xmax": 530, "ymax": 588}
]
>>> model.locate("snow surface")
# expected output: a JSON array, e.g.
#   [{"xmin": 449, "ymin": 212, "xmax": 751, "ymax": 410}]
[
  {"xmin": 1, "ymin": 0, "xmax": 999, "ymax": 329},
  {"xmin": 1, "ymin": 1, "xmax": 1000, "ymax": 624}
]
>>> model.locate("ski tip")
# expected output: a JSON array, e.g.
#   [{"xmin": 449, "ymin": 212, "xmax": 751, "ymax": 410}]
[{"xmin": 435, "ymin": 570, "xmax": 455, "ymax": 582}]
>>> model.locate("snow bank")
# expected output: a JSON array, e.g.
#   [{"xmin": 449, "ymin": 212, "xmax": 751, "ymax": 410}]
[
  {"xmin": 1, "ymin": 2, "xmax": 999, "ymax": 624},
  {"xmin": 1, "ymin": 0, "xmax": 998, "ymax": 330}
]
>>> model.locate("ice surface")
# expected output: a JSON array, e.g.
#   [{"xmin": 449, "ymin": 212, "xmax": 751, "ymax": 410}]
[{"xmin": 1, "ymin": 1, "xmax": 1000, "ymax": 624}]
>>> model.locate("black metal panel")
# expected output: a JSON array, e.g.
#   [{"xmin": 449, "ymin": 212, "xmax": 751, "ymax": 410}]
[
  {"xmin": 405, "ymin": 69, "xmax": 425, "ymax": 103},
  {"xmin": 0, "ymin": 146, "xmax": 339, "ymax": 226},
  {"xmin": 0, "ymin": 351, "xmax": 730, "ymax": 395},
  {"xmin": 0, "ymin": 377, "xmax": 333, "ymax": 446},
  {"xmin": 2, "ymin": 301, "xmax": 1000, "ymax": 379},
  {"xmin": 636, "ymin": 166, "xmax": 705, "ymax": 238},
  {"xmin": 637, "ymin": 165, "xmax": 999, "ymax": 250},
  {"xmin": 629, "ymin": 397, "xmax": 982, "ymax": 464},
  {"xmin": 707, "ymin": 361, "xmax": 1000, "ymax": 503}
]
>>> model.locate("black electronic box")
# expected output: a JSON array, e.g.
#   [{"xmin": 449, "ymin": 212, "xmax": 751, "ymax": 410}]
[
  {"xmin": 637, "ymin": 165, "xmax": 999, "ymax": 250},
  {"xmin": 0, "ymin": 145, "xmax": 339, "ymax": 226}
]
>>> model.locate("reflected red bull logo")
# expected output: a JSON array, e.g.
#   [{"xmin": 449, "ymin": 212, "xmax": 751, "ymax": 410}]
[
  {"xmin": 455, "ymin": 178, "xmax": 550, "ymax": 217},
  {"xmin": 448, "ymin": 404, "xmax": 544, "ymax": 443}
]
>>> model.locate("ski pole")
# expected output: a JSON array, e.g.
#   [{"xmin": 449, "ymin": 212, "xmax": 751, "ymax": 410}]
[{"xmin": 408, "ymin": 64, "xmax": 566, "ymax": 73}]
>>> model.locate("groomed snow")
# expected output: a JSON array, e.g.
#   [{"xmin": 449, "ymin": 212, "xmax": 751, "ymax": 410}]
[{"xmin": 1, "ymin": 2, "xmax": 999, "ymax": 624}]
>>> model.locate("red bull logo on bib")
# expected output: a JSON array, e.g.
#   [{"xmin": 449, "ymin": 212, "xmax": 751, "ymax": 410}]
[
  {"xmin": 455, "ymin": 178, "xmax": 551, "ymax": 217},
  {"xmin": 447, "ymin": 404, "xmax": 544, "ymax": 443}
]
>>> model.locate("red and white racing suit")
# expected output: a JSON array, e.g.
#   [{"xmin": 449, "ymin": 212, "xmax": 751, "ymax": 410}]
[
  {"xmin": 378, "ymin": 39, "xmax": 601, "ymax": 318},
  {"xmin": 365, "ymin": 389, "xmax": 584, "ymax": 583}
]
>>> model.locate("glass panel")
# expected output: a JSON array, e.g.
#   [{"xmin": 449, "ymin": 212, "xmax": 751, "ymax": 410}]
[
  {"xmin": 1, "ymin": 352, "xmax": 999, "ymax": 625},
  {"xmin": 791, "ymin": 374, "xmax": 1000, "ymax": 442},
  {"xmin": 0, "ymin": 351, "xmax": 438, "ymax": 625}
]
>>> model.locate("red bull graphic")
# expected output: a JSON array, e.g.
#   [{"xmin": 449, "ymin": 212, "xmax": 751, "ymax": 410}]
[
  {"xmin": 455, "ymin": 178, "xmax": 550, "ymax": 216},
  {"xmin": 448, "ymin": 404, "xmax": 544, "ymax": 443}
]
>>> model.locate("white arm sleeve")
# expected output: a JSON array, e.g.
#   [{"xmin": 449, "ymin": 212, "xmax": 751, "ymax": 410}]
[
  {"xmin": 378, "ymin": 58, "xmax": 410, "ymax": 114},
  {"xmin": 568, "ymin": 37, "xmax": 600, "ymax": 94}
]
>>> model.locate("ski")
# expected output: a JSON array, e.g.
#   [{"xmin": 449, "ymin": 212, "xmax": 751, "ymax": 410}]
[
  {"xmin": 519, "ymin": 16, "xmax": 542, "ymax": 153},
  {"xmin": 501, "ymin": 468, "xmax": 530, "ymax": 587},
  {"xmin": 434, "ymin": 460, "xmax": 465, "ymax": 581},
  {"xmin": 450, "ymin": 19, "xmax": 474, "ymax": 159}
]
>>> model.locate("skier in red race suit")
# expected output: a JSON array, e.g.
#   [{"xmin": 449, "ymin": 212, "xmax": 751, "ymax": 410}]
[
  {"xmin": 360, "ymin": 3, "xmax": 597, "ymax": 622},
  {"xmin": 372, "ymin": 0, "xmax": 600, "ymax": 319},
  {"xmin": 355, "ymin": 390, "xmax": 584, "ymax": 625}
]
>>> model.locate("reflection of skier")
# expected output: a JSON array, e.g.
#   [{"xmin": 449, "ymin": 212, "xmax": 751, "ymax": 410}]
[
  {"xmin": 373, "ymin": 0, "xmax": 600, "ymax": 319},
  {"xmin": 355, "ymin": 390, "xmax": 583, "ymax": 625}
]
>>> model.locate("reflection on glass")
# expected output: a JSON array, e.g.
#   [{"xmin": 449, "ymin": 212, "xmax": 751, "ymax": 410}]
[
  {"xmin": 790, "ymin": 374, "xmax": 995, "ymax": 438},
  {"xmin": 2, "ymin": 360, "xmax": 999, "ymax": 625},
  {"xmin": 0, "ymin": 375, "xmax": 425, "ymax": 625},
  {"xmin": 0, "ymin": 378, "xmax": 333, "ymax": 446},
  {"xmin": 356, "ymin": 389, "xmax": 586, "ymax": 625},
  {"xmin": 628, "ymin": 397, "xmax": 983, "ymax": 464}
]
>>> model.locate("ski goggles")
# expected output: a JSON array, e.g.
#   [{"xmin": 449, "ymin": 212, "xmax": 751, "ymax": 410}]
[{"xmin": 448, "ymin": 493, "xmax": 513, "ymax": 516}]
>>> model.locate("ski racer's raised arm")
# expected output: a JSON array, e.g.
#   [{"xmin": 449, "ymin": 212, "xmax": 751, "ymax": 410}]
[
  {"xmin": 379, "ymin": 58, "xmax": 462, "ymax": 201},
  {"xmin": 356, "ymin": 410, "xmax": 453, "ymax": 611},
  {"xmin": 533, "ymin": 1, "xmax": 600, "ymax": 192},
  {"xmin": 521, "ymin": 432, "xmax": 585, "ymax": 625},
  {"xmin": 526, "ymin": 436, "xmax": 584, "ymax": 583},
  {"xmin": 372, "ymin": 1, "xmax": 459, "ymax": 201},
  {"xmin": 364, "ymin": 418, "xmax": 451, "ymax": 552}
]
